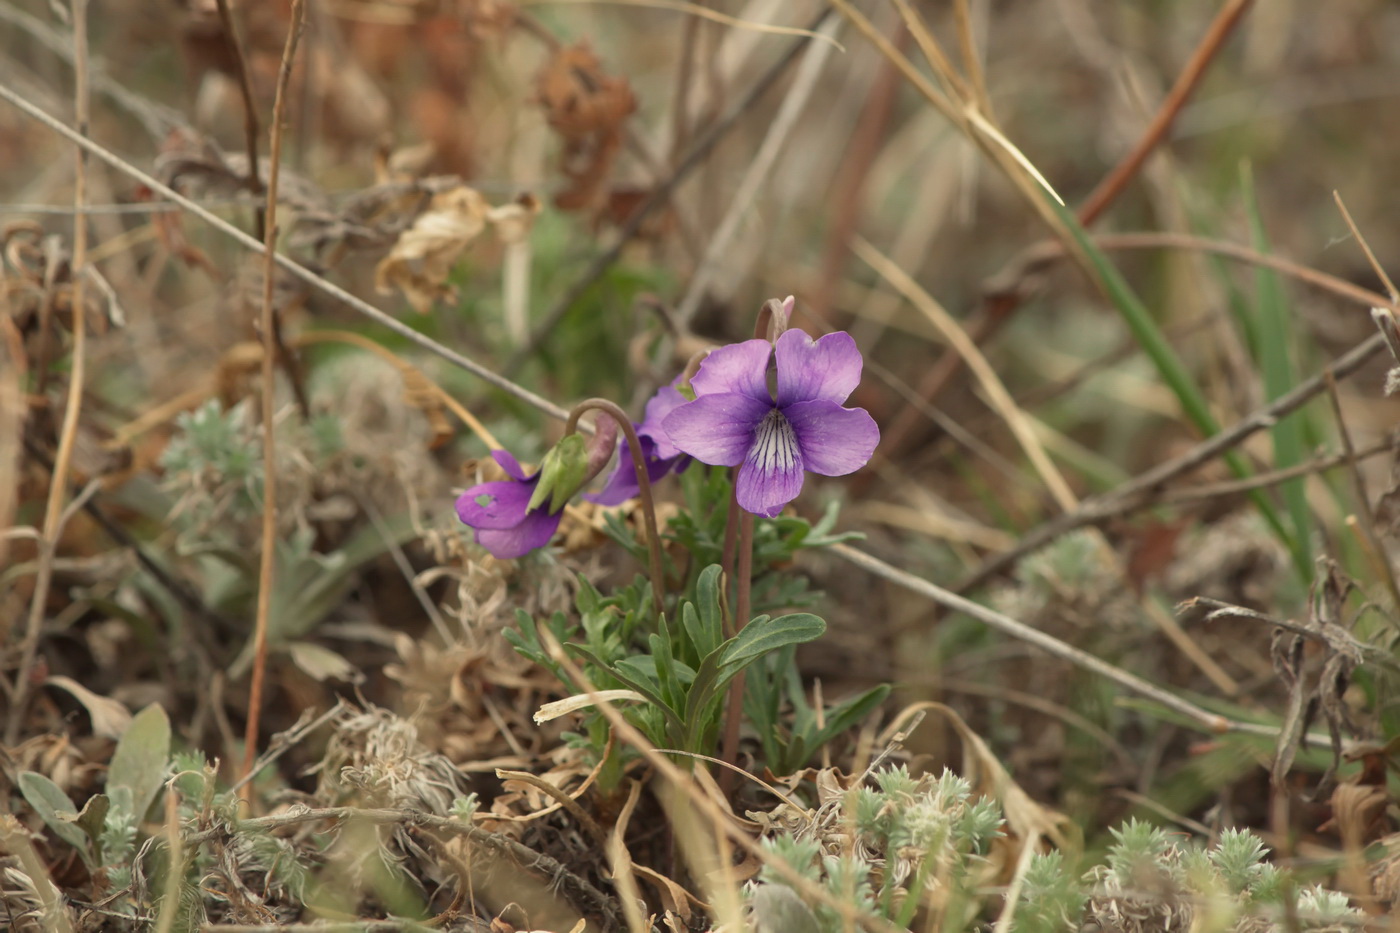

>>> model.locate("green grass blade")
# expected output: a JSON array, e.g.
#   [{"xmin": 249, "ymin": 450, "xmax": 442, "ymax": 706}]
[
  {"xmin": 1241, "ymin": 164, "xmax": 1313, "ymax": 581},
  {"xmin": 1041, "ymin": 192, "xmax": 1304, "ymax": 578}
]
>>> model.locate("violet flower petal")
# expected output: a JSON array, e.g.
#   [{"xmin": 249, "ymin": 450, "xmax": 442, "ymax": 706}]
[
  {"xmin": 638, "ymin": 382, "xmax": 689, "ymax": 460},
  {"xmin": 663, "ymin": 393, "xmax": 770, "ymax": 467},
  {"xmin": 490, "ymin": 448, "xmax": 531, "ymax": 482},
  {"xmin": 774, "ymin": 329, "xmax": 863, "ymax": 408},
  {"xmin": 689, "ymin": 339, "xmax": 773, "ymax": 404},
  {"xmin": 474, "ymin": 508, "xmax": 562, "ymax": 559},
  {"xmin": 784, "ymin": 399, "xmax": 880, "ymax": 476},
  {"xmin": 735, "ymin": 410, "xmax": 805, "ymax": 517},
  {"xmin": 455, "ymin": 479, "xmax": 535, "ymax": 530},
  {"xmin": 586, "ymin": 437, "xmax": 644, "ymax": 506}
]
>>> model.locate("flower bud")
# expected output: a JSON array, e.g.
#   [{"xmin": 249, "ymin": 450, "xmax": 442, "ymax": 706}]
[{"xmin": 527, "ymin": 434, "xmax": 591, "ymax": 514}]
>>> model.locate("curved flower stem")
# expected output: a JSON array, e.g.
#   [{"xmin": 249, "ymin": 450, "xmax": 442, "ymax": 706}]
[
  {"xmin": 566, "ymin": 398, "xmax": 665, "ymax": 618},
  {"xmin": 718, "ymin": 505, "xmax": 755, "ymax": 796}
]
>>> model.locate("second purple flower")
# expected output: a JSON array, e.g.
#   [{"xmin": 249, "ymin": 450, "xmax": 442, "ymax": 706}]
[{"xmin": 662, "ymin": 328, "xmax": 879, "ymax": 518}]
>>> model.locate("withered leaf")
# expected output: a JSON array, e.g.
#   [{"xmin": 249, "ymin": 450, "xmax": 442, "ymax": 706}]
[{"xmin": 374, "ymin": 185, "xmax": 489, "ymax": 313}]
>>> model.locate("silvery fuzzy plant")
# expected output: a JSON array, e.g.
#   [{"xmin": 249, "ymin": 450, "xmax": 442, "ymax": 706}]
[
  {"xmin": 748, "ymin": 766, "xmax": 1004, "ymax": 932},
  {"xmin": 1014, "ymin": 820, "xmax": 1363, "ymax": 933},
  {"xmin": 745, "ymin": 769, "xmax": 1361, "ymax": 933}
]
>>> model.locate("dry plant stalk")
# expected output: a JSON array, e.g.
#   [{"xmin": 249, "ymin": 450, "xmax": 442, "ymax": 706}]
[
  {"xmin": 6, "ymin": 0, "xmax": 91, "ymax": 747},
  {"xmin": 241, "ymin": 0, "xmax": 306, "ymax": 797}
]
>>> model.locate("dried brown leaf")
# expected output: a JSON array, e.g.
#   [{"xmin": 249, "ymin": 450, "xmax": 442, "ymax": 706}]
[
  {"xmin": 535, "ymin": 43, "xmax": 636, "ymax": 212},
  {"xmin": 374, "ymin": 185, "xmax": 489, "ymax": 313},
  {"xmin": 42, "ymin": 676, "xmax": 131, "ymax": 740}
]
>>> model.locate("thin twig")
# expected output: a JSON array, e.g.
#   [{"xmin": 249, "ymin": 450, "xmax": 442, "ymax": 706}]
[
  {"xmin": 673, "ymin": 15, "xmax": 841, "ymax": 327},
  {"xmin": 213, "ymin": 0, "xmax": 264, "ymax": 240},
  {"xmin": 1323, "ymin": 370, "xmax": 1400, "ymax": 609},
  {"xmin": 1162, "ymin": 439, "xmax": 1393, "ymax": 505},
  {"xmin": 1077, "ymin": 0, "xmax": 1256, "ymax": 224},
  {"xmin": 0, "ymin": 81, "xmax": 571, "ymax": 422},
  {"xmin": 0, "ymin": 0, "xmax": 182, "ymax": 139},
  {"xmin": 6, "ymin": 0, "xmax": 90, "ymax": 748},
  {"xmin": 870, "ymin": 0, "xmax": 1259, "ymax": 468},
  {"xmin": 957, "ymin": 333, "xmax": 1388, "ymax": 593},
  {"xmin": 1332, "ymin": 190, "xmax": 1398, "ymax": 305},
  {"xmin": 504, "ymin": 7, "xmax": 836, "ymax": 375},
  {"xmin": 241, "ymin": 0, "xmax": 305, "ymax": 799},
  {"xmin": 212, "ymin": 3, "xmax": 311, "ymax": 418},
  {"xmin": 833, "ymin": 542, "xmax": 1236, "ymax": 731}
]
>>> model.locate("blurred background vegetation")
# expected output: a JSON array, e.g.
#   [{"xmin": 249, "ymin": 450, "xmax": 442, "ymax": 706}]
[{"xmin": 5, "ymin": 0, "xmax": 1400, "ymax": 928}]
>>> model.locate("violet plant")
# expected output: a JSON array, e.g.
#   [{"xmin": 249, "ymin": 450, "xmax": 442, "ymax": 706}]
[{"xmin": 459, "ymin": 297, "xmax": 884, "ymax": 779}]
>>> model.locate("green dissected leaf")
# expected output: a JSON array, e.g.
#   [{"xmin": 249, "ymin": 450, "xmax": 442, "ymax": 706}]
[
  {"xmin": 684, "ymin": 613, "xmax": 827, "ymax": 751},
  {"xmin": 692, "ymin": 564, "xmax": 725, "ymax": 660},
  {"xmin": 651, "ymin": 615, "xmax": 685, "ymax": 713},
  {"xmin": 108, "ymin": 703, "xmax": 172, "ymax": 822},
  {"xmin": 18, "ymin": 772, "xmax": 91, "ymax": 855},
  {"xmin": 719, "ymin": 613, "xmax": 826, "ymax": 672}
]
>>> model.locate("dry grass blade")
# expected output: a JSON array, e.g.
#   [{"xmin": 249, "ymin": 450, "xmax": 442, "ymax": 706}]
[
  {"xmin": 673, "ymin": 15, "xmax": 841, "ymax": 328},
  {"xmin": 852, "ymin": 234, "xmax": 1077, "ymax": 510},
  {"xmin": 0, "ymin": 815, "xmax": 75, "ymax": 933},
  {"xmin": 0, "ymin": 82, "xmax": 572, "ymax": 422},
  {"xmin": 608, "ymin": 778, "xmax": 649, "ymax": 933},
  {"xmin": 834, "ymin": 542, "xmax": 1234, "ymax": 731},
  {"xmin": 1333, "ymin": 190, "xmax": 1399, "ymax": 305},
  {"xmin": 854, "ymin": 234, "xmax": 1237, "ymax": 693},
  {"xmin": 0, "ymin": 318, "xmax": 24, "ymax": 570},
  {"xmin": 958, "ymin": 332, "xmax": 1390, "ymax": 592},
  {"xmin": 495, "ymin": 768, "xmax": 607, "ymax": 847},
  {"xmin": 525, "ymin": 0, "xmax": 846, "ymax": 49}
]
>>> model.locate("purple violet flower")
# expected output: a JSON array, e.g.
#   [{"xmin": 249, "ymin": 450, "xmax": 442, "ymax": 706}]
[
  {"xmin": 455, "ymin": 449, "xmax": 563, "ymax": 558},
  {"xmin": 662, "ymin": 329, "xmax": 879, "ymax": 518},
  {"xmin": 588, "ymin": 379, "xmax": 692, "ymax": 506}
]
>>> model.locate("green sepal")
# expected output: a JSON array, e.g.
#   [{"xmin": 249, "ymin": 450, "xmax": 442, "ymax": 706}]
[{"xmin": 527, "ymin": 434, "xmax": 590, "ymax": 514}]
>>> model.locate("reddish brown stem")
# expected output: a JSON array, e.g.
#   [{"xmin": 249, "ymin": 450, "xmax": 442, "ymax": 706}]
[
  {"xmin": 869, "ymin": 0, "xmax": 1255, "ymax": 473},
  {"xmin": 241, "ymin": 0, "xmax": 305, "ymax": 801},
  {"xmin": 717, "ymin": 506, "xmax": 754, "ymax": 796},
  {"xmin": 1076, "ymin": 0, "xmax": 1256, "ymax": 227}
]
